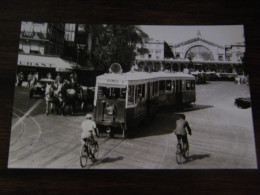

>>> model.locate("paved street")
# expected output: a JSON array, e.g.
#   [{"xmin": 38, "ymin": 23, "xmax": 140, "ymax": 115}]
[{"xmin": 8, "ymin": 81, "xmax": 257, "ymax": 169}]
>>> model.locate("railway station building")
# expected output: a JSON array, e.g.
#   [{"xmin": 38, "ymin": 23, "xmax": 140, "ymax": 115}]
[{"xmin": 136, "ymin": 31, "xmax": 246, "ymax": 76}]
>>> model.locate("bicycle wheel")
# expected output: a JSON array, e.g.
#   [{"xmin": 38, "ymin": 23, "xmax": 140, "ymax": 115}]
[
  {"xmin": 183, "ymin": 143, "xmax": 189, "ymax": 159},
  {"xmin": 176, "ymin": 143, "xmax": 182, "ymax": 164},
  {"xmin": 80, "ymin": 145, "xmax": 88, "ymax": 168},
  {"xmin": 91, "ymin": 141, "xmax": 99, "ymax": 160}
]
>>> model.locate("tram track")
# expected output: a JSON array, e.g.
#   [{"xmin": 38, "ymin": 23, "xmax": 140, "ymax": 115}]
[
  {"xmin": 83, "ymin": 136, "xmax": 126, "ymax": 169},
  {"xmin": 45, "ymin": 135, "xmax": 112, "ymax": 168},
  {"xmin": 158, "ymin": 133, "xmax": 170, "ymax": 169},
  {"xmin": 8, "ymin": 107, "xmax": 42, "ymax": 165},
  {"xmin": 10, "ymin": 112, "xmax": 25, "ymax": 147}
]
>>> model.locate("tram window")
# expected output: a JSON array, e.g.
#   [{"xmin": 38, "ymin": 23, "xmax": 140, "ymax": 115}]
[
  {"xmin": 135, "ymin": 85, "xmax": 140, "ymax": 102},
  {"xmin": 159, "ymin": 80, "xmax": 165, "ymax": 93},
  {"xmin": 136, "ymin": 84, "xmax": 145, "ymax": 102},
  {"xmin": 191, "ymin": 80, "xmax": 195, "ymax": 90},
  {"xmin": 142, "ymin": 84, "xmax": 145, "ymax": 99},
  {"xmin": 166, "ymin": 80, "xmax": 172, "ymax": 92},
  {"xmin": 128, "ymin": 85, "xmax": 135, "ymax": 105},
  {"xmin": 154, "ymin": 81, "xmax": 159, "ymax": 96},
  {"xmin": 172, "ymin": 81, "xmax": 175, "ymax": 92},
  {"xmin": 151, "ymin": 83, "xmax": 154, "ymax": 96},
  {"xmin": 98, "ymin": 86, "xmax": 126, "ymax": 99},
  {"xmin": 97, "ymin": 87, "xmax": 109, "ymax": 98},
  {"xmin": 119, "ymin": 88, "xmax": 126, "ymax": 99},
  {"xmin": 186, "ymin": 81, "xmax": 191, "ymax": 90}
]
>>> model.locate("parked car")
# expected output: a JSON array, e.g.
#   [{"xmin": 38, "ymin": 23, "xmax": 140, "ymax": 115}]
[{"xmin": 29, "ymin": 78, "xmax": 55, "ymax": 98}]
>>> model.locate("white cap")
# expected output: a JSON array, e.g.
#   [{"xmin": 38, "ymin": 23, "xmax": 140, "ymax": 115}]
[{"xmin": 86, "ymin": 114, "xmax": 93, "ymax": 119}]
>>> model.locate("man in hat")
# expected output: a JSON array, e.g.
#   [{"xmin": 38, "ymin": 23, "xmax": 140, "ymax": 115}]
[{"xmin": 81, "ymin": 114, "xmax": 99, "ymax": 161}]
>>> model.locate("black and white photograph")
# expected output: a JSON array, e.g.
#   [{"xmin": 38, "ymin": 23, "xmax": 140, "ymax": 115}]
[{"xmin": 8, "ymin": 22, "xmax": 257, "ymax": 169}]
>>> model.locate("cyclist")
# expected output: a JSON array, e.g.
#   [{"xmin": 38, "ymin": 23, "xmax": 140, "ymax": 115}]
[
  {"xmin": 81, "ymin": 113, "xmax": 99, "ymax": 161},
  {"xmin": 174, "ymin": 114, "xmax": 192, "ymax": 151}
]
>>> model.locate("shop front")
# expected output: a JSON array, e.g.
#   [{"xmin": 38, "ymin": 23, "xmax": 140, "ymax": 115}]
[{"xmin": 17, "ymin": 54, "xmax": 79, "ymax": 82}]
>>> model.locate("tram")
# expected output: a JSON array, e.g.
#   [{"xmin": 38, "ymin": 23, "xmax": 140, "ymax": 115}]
[{"xmin": 93, "ymin": 64, "xmax": 196, "ymax": 137}]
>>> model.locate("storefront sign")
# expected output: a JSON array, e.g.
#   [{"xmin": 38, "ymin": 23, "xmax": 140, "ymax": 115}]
[{"xmin": 18, "ymin": 61, "xmax": 53, "ymax": 68}]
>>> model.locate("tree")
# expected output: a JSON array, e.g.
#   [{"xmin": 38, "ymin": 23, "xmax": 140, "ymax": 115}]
[{"xmin": 85, "ymin": 25, "xmax": 149, "ymax": 72}]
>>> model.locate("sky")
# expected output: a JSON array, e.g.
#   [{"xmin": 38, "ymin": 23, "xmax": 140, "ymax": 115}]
[{"xmin": 139, "ymin": 25, "xmax": 245, "ymax": 46}]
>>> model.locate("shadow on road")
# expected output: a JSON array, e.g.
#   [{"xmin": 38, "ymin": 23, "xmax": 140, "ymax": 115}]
[
  {"xmin": 129, "ymin": 104, "xmax": 212, "ymax": 139},
  {"xmin": 158, "ymin": 104, "xmax": 213, "ymax": 113},
  {"xmin": 98, "ymin": 156, "xmax": 124, "ymax": 164},
  {"xmin": 184, "ymin": 154, "xmax": 211, "ymax": 164}
]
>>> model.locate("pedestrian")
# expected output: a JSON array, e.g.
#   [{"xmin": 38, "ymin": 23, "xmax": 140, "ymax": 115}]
[
  {"xmin": 27, "ymin": 73, "xmax": 32, "ymax": 87},
  {"xmin": 55, "ymin": 73, "xmax": 62, "ymax": 84},
  {"xmin": 17, "ymin": 72, "xmax": 24, "ymax": 86},
  {"xmin": 47, "ymin": 72, "xmax": 52, "ymax": 79},
  {"xmin": 173, "ymin": 114, "xmax": 192, "ymax": 150},
  {"xmin": 73, "ymin": 72, "xmax": 78, "ymax": 82},
  {"xmin": 34, "ymin": 72, "xmax": 39, "ymax": 81}
]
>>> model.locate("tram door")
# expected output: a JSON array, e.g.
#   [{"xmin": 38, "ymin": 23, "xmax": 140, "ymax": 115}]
[
  {"xmin": 146, "ymin": 82, "xmax": 151, "ymax": 118},
  {"xmin": 176, "ymin": 80, "xmax": 183, "ymax": 104}
]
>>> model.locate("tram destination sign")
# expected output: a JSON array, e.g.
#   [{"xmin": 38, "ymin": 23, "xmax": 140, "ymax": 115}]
[{"xmin": 99, "ymin": 79, "xmax": 127, "ymax": 85}]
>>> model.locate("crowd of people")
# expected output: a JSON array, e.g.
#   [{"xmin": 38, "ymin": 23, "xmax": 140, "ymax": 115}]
[
  {"xmin": 16, "ymin": 71, "xmax": 79, "ymax": 88},
  {"xmin": 16, "ymin": 72, "xmax": 39, "ymax": 87}
]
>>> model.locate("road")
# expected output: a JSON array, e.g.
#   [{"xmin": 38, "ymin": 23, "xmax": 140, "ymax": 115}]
[{"xmin": 8, "ymin": 81, "xmax": 257, "ymax": 169}]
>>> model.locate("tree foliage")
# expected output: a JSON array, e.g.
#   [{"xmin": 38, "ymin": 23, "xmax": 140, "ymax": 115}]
[{"xmin": 85, "ymin": 25, "xmax": 149, "ymax": 72}]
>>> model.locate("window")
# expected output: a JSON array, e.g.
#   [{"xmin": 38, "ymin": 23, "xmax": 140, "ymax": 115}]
[
  {"xmin": 191, "ymin": 80, "xmax": 195, "ymax": 90},
  {"xmin": 154, "ymin": 81, "xmax": 158, "ymax": 96},
  {"xmin": 172, "ymin": 81, "xmax": 175, "ymax": 92},
  {"xmin": 186, "ymin": 80, "xmax": 191, "ymax": 90},
  {"xmin": 128, "ymin": 85, "xmax": 135, "ymax": 105},
  {"xmin": 159, "ymin": 80, "xmax": 165, "ymax": 93},
  {"xmin": 135, "ymin": 85, "xmax": 141, "ymax": 103},
  {"xmin": 151, "ymin": 83, "xmax": 155, "ymax": 96},
  {"xmin": 98, "ymin": 86, "xmax": 126, "ymax": 100},
  {"xmin": 165, "ymin": 80, "xmax": 172, "ymax": 92},
  {"xmin": 135, "ymin": 84, "xmax": 145, "ymax": 103},
  {"xmin": 142, "ymin": 84, "xmax": 145, "ymax": 99}
]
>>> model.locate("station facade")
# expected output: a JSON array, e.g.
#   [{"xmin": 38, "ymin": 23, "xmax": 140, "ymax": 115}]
[{"xmin": 136, "ymin": 31, "xmax": 246, "ymax": 75}]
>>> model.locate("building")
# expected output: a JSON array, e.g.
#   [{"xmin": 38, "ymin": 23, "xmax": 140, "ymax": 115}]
[
  {"xmin": 225, "ymin": 42, "xmax": 245, "ymax": 62},
  {"xmin": 136, "ymin": 31, "xmax": 246, "ymax": 75},
  {"xmin": 64, "ymin": 23, "xmax": 76, "ymax": 43},
  {"xmin": 17, "ymin": 22, "xmax": 78, "ymax": 80},
  {"xmin": 136, "ymin": 40, "xmax": 164, "ymax": 60},
  {"xmin": 19, "ymin": 22, "xmax": 65, "ymax": 56}
]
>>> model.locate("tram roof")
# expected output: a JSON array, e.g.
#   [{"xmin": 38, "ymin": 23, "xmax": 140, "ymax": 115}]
[{"xmin": 97, "ymin": 71, "xmax": 194, "ymax": 85}]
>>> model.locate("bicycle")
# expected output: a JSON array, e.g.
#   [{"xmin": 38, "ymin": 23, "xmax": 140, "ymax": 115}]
[
  {"xmin": 176, "ymin": 139, "xmax": 189, "ymax": 164},
  {"xmin": 80, "ymin": 136, "xmax": 99, "ymax": 168}
]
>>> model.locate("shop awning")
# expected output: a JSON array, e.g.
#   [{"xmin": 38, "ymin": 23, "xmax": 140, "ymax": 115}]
[{"xmin": 17, "ymin": 54, "xmax": 80, "ymax": 72}]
